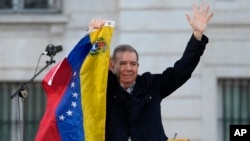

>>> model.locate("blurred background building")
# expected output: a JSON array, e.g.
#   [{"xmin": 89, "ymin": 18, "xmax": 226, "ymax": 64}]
[{"xmin": 0, "ymin": 0, "xmax": 249, "ymax": 141}]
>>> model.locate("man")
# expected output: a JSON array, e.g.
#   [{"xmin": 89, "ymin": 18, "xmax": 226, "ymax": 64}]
[{"xmin": 89, "ymin": 4, "xmax": 213, "ymax": 141}]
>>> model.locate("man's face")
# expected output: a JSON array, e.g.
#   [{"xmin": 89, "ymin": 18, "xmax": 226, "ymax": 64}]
[{"xmin": 111, "ymin": 51, "xmax": 139, "ymax": 89}]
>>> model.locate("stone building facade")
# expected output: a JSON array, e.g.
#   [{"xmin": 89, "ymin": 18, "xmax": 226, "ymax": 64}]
[{"xmin": 0, "ymin": 0, "xmax": 249, "ymax": 141}]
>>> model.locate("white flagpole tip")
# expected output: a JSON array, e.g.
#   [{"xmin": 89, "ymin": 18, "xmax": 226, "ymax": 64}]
[{"xmin": 105, "ymin": 20, "xmax": 115, "ymax": 27}]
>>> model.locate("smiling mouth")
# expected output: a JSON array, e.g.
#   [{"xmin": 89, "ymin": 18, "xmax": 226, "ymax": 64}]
[{"xmin": 123, "ymin": 75, "xmax": 132, "ymax": 77}]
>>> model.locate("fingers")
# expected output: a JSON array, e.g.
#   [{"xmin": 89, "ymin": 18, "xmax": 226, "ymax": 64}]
[
  {"xmin": 203, "ymin": 5, "xmax": 214, "ymax": 23},
  {"xmin": 193, "ymin": 3, "xmax": 197, "ymax": 15},
  {"xmin": 193, "ymin": 3, "xmax": 210, "ymax": 16},
  {"xmin": 207, "ymin": 12, "xmax": 214, "ymax": 22},
  {"xmin": 198, "ymin": 4, "xmax": 204, "ymax": 14},
  {"xmin": 193, "ymin": 3, "xmax": 213, "ymax": 22},
  {"xmin": 203, "ymin": 5, "xmax": 210, "ymax": 15},
  {"xmin": 185, "ymin": 14, "xmax": 191, "ymax": 24},
  {"xmin": 89, "ymin": 19, "xmax": 107, "ymax": 30}
]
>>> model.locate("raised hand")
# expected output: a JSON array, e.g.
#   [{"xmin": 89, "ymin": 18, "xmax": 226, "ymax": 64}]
[
  {"xmin": 186, "ymin": 4, "xmax": 214, "ymax": 40},
  {"xmin": 88, "ymin": 19, "xmax": 107, "ymax": 30}
]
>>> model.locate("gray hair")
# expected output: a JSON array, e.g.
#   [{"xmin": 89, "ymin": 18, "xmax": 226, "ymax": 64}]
[{"xmin": 111, "ymin": 44, "xmax": 139, "ymax": 62}]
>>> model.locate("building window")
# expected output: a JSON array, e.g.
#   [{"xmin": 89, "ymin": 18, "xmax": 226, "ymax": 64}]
[
  {"xmin": 0, "ymin": 82, "xmax": 46, "ymax": 141},
  {"xmin": 0, "ymin": 0, "xmax": 62, "ymax": 13},
  {"xmin": 0, "ymin": 0, "xmax": 12, "ymax": 9},
  {"xmin": 25, "ymin": 0, "xmax": 49, "ymax": 9},
  {"xmin": 218, "ymin": 79, "xmax": 250, "ymax": 141}
]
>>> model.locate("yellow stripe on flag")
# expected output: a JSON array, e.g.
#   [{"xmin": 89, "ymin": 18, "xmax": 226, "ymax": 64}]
[{"xmin": 80, "ymin": 21, "xmax": 115, "ymax": 141}]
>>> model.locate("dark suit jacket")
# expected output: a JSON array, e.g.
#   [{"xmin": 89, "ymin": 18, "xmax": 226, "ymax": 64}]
[{"xmin": 106, "ymin": 34, "xmax": 208, "ymax": 141}]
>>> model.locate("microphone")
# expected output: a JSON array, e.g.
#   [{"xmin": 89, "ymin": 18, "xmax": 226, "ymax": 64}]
[{"xmin": 42, "ymin": 44, "xmax": 63, "ymax": 56}]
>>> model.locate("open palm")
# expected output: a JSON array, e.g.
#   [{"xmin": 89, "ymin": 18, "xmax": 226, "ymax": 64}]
[{"xmin": 186, "ymin": 4, "xmax": 213, "ymax": 39}]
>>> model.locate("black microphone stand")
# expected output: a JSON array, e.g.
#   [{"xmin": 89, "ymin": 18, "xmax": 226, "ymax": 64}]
[{"xmin": 10, "ymin": 55, "xmax": 56, "ymax": 141}]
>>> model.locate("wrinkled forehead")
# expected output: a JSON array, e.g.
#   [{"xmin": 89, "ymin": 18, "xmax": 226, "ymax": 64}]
[{"xmin": 115, "ymin": 51, "xmax": 138, "ymax": 62}]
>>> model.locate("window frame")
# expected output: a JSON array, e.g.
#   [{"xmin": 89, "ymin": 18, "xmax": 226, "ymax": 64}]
[
  {"xmin": 0, "ymin": 0, "xmax": 62, "ymax": 14},
  {"xmin": 0, "ymin": 81, "xmax": 46, "ymax": 141},
  {"xmin": 218, "ymin": 78, "xmax": 250, "ymax": 141}
]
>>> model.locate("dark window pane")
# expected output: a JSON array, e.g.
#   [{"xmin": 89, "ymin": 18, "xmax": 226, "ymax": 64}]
[
  {"xmin": 0, "ymin": 82, "xmax": 46, "ymax": 141},
  {"xmin": 0, "ymin": 83, "xmax": 11, "ymax": 141},
  {"xmin": 219, "ymin": 79, "xmax": 250, "ymax": 141},
  {"xmin": 24, "ymin": 0, "xmax": 48, "ymax": 9},
  {"xmin": 0, "ymin": 0, "xmax": 61, "ymax": 14},
  {"xmin": 0, "ymin": 0, "xmax": 12, "ymax": 9}
]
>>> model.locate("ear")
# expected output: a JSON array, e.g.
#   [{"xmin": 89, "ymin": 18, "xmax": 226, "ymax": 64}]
[
  {"xmin": 109, "ymin": 58, "xmax": 114, "ymax": 71},
  {"xmin": 110, "ymin": 63, "xmax": 116, "ymax": 73},
  {"xmin": 109, "ymin": 62, "xmax": 112, "ymax": 70}
]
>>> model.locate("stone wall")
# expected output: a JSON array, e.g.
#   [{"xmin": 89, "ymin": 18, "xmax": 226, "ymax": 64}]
[{"xmin": 1, "ymin": 0, "xmax": 249, "ymax": 141}]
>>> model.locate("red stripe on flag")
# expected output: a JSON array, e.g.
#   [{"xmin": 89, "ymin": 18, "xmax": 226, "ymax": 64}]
[{"xmin": 35, "ymin": 59, "xmax": 73, "ymax": 141}]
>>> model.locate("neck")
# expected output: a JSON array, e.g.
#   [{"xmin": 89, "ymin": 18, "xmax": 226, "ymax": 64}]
[{"xmin": 120, "ymin": 81, "xmax": 135, "ymax": 90}]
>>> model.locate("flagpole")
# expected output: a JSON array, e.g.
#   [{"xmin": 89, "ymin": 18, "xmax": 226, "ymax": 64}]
[
  {"xmin": 10, "ymin": 56, "xmax": 55, "ymax": 99},
  {"xmin": 10, "ymin": 55, "xmax": 56, "ymax": 141}
]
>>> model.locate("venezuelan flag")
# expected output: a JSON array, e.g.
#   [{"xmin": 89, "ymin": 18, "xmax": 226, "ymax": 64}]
[{"xmin": 35, "ymin": 21, "xmax": 115, "ymax": 141}]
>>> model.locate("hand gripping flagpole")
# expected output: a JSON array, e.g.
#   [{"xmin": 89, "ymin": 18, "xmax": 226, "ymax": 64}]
[{"xmin": 10, "ymin": 44, "xmax": 62, "ymax": 141}]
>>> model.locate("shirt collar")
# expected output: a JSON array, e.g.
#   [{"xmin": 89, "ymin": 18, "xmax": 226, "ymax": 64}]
[{"xmin": 121, "ymin": 81, "xmax": 136, "ymax": 94}]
